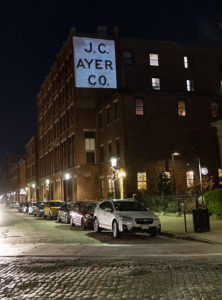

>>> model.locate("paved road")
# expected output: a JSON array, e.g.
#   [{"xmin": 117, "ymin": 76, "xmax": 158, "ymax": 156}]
[
  {"xmin": 1, "ymin": 256, "xmax": 222, "ymax": 299},
  {"xmin": 1, "ymin": 208, "xmax": 222, "ymax": 299}
]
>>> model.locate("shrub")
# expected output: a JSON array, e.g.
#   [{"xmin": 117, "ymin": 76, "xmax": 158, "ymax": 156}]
[{"xmin": 203, "ymin": 188, "xmax": 222, "ymax": 218}]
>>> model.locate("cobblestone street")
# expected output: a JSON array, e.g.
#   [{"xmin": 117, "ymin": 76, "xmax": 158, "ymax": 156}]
[{"xmin": 1, "ymin": 257, "xmax": 222, "ymax": 299}]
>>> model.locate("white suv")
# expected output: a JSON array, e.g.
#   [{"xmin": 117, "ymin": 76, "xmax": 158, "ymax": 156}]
[{"xmin": 93, "ymin": 199, "xmax": 161, "ymax": 238}]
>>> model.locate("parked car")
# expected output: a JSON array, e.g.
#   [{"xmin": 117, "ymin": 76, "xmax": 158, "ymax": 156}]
[
  {"xmin": 18, "ymin": 202, "xmax": 25, "ymax": 213},
  {"xmin": 57, "ymin": 202, "xmax": 75, "ymax": 224},
  {"xmin": 69, "ymin": 201, "xmax": 99, "ymax": 229},
  {"xmin": 33, "ymin": 202, "xmax": 45, "ymax": 217},
  {"xmin": 93, "ymin": 199, "xmax": 161, "ymax": 238},
  {"xmin": 43, "ymin": 201, "xmax": 64, "ymax": 220},
  {"xmin": 22, "ymin": 202, "xmax": 30, "ymax": 213},
  {"xmin": 9, "ymin": 201, "xmax": 19, "ymax": 209},
  {"xmin": 28, "ymin": 202, "xmax": 37, "ymax": 215}
]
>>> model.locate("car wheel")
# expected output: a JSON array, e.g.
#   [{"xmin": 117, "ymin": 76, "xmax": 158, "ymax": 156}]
[
  {"xmin": 43, "ymin": 214, "xmax": 46, "ymax": 219},
  {"xmin": 94, "ymin": 218, "xmax": 101, "ymax": 233},
  {"xmin": 81, "ymin": 218, "xmax": 85, "ymax": 230},
  {"xmin": 70, "ymin": 217, "xmax": 75, "ymax": 227},
  {"xmin": 65, "ymin": 214, "xmax": 69, "ymax": 224},
  {"xmin": 112, "ymin": 220, "xmax": 120, "ymax": 238},
  {"xmin": 149, "ymin": 230, "xmax": 157, "ymax": 237}
]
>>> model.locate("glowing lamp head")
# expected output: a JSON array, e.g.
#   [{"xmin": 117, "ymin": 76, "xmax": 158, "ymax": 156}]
[
  {"xmin": 111, "ymin": 157, "xmax": 117, "ymax": 167},
  {"xmin": 45, "ymin": 179, "xmax": 49, "ymax": 185},
  {"xmin": 65, "ymin": 173, "xmax": 70, "ymax": 180}
]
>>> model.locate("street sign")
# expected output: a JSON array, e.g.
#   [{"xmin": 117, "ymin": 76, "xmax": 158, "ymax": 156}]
[{"xmin": 73, "ymin": 36, "xmax": 117, "ymax": 89}]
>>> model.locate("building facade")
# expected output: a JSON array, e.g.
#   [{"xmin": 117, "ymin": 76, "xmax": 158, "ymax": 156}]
[
  {"xmin": 26, "ymin": 136, "xmax": 38, "ymax": 201},
  {"xmin": 37, "ymin": 26, "xmax": 222, "ymax": 201}
]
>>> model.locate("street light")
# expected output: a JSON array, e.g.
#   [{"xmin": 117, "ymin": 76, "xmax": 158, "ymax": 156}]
[
  {"xmin": 196, "ymin": 156, "xmax": 208, "ymax": 205},
  {"xmin": 171, "ymin": 152, "xmax": 181, "ymax": 212},
  {"xmin": 171, "ymin": 152, "xmax": 180, "ymax": 195},
  {"xmin": 65, "ymin": 173, "xmax": 70, "ymax": 202},
  {"xmin": 110, "ymin": 157, "xmax": 118, "ymax": 199}
]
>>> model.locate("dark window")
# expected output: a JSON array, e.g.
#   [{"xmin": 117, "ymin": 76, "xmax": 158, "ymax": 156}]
[
  {"xmin": 100, "ymin": 145, "xmax": 104, "ymax": 163},
  {"xmin": 106, "ymin": 107, "xmax": 110, "ymax": 124},
  {"xmin": 189, "ymin": 131, "xmax": 199, "ymax": 153},
  {"xmin": 98, "ymin": 112, "xmax": 103, "ymax": 128},
  {"xmin": 114, "ymin": 101, "xmax": 118, "ymax": 120},
  {"xmin": 211, "ymin": 102, "xmax": 219, "ymax": 118},
  {"xmin": 123, "ymin": 51, "xmax": 133, "ymax": 64},
  {"xmin": 116, "ymin": 139, "xmax": 120, "ymax": 158},
  {"xmin": 108, "ymin": 142, "xmax": 112, "ymax": 159}
]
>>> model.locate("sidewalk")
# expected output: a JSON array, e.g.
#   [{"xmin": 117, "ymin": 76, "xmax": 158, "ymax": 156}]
[{"xmin": 159, "ymin": 213, "xmax": 222, "ymax": 244}]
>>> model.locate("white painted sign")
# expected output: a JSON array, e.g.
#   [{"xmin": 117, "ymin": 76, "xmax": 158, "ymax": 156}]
[{"xmin": 73, "ymin": 37, "xmax": 117, "ymax": 89}]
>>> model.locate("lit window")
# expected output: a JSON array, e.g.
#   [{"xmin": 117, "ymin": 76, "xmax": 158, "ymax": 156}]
[
  {"xmin": 178, "ymin": 100, "xmax": 186, "ymax": 116},
  {"xmin": 84, "ymin": 132, "xmax": 95, "ymax": 164},
  {"xmin": 186, "ymin": 171, "xmax": 194, "ymax": 188},
  {"xmin": 186, "ymin": 80, "xmax": 195, "ymax": 92},
  {"xmin": 184, "ymin": 56, "xmax": 189, "ymax": 68},
  {"xmin": 123, "ymin": 51, "xmax": 133, "ymax": 64},
  {"xmin": 135, "ymin": 98, "xmax": 144, "ymax": 115},
  {"xmin": 137, "ymin": 172, "xmax": 147, "ymax": 190},
  {"xmin": 152, "ymin": 78, "xmax": 160, "ymax": 90},
  {"xmin": 149, "ymin": 53, "xmax": 159, "ymax": 66},
  {"xmin": 211, "ymin": 102, "xmax": 219, "ymax": 118},
  {"xmin": 108, "ymin": 178, "xmax": 115, "ymax": 195}
]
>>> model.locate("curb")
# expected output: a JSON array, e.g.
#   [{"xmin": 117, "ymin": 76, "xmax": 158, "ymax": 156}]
[{"xmin": 161, "ymin": 231, "xmax": 222, "ymax": 245}]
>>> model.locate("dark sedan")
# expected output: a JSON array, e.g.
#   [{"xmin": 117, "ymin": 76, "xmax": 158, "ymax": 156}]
[{"xmin": 69, "ymin": 201, "xmax": 99, "ymax": 229}]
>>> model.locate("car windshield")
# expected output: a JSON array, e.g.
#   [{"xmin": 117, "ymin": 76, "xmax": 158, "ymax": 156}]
[
  {"xmin": 113, "ymin": 201, "xmax": 147, "ymax": 211},
  {"xmin": 80, "ymin": 202, "xmax": 98, "ymax": 210},
  {"xmin": 48, "ymin": 202, "xmax": 63, "ymax": 207}
]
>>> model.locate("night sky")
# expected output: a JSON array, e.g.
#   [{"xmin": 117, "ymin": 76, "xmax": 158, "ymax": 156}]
[{"xmin": 0, "ymin": 0, "xmax": 222, "ymax": 161}]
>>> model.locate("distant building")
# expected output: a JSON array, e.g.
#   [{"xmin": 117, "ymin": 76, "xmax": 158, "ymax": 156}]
[{"xmin": 37, "ymin": 26, "xmax": 222, "ymax": 201}]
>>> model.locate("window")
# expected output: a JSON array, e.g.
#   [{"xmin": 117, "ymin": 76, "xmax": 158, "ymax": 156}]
[
  {"xmin": 116, "ymin": 139, "xmax": 120, "ymax": 158},
  {"xmin": 106, "ymin": 107, "xmax": 110, "ymax": 124},
  {"xmin": 114, "ymin": 100, "xmax": 118, "ymax": 120},
  {"xmin": 108, "ymin": 179, "xmax": 115, "ymax": 195},
  {"xmin": 186, "ymin": 171, "xmax": 194, "ymax": 188},
  {"xmin": 108, "ymin": 142, "xmax": 112, "ymax": 159},
  {"xmin": 211, "ymin": 102, "xmax": 219, "ymax": 118},
  {"xmin": 178, "ymin": 100, "xmax": 186, "ymax": 116},
  {"xmin": 218, "ymin": 169, "xmax": 222, "ymax": 185},
  {"xmin": 123, "ymin": 51, "xmax": 133, "ymax": 64},
  {"xmin": 98, "ymin": 112, "xmax": 103, "ymax": 128},
  {"xmin": 151, "ymin": 78, "xmax": 160, "ymax": 90},
  {"xmin": 186, "ymin": 80, "xmax": 195, "ymax": 91},
  {"xmin": 149, "ymin": 53, "xmax": 159, "ymax": 66},
  {"xmin": 220, "ymin": 81, "xmax": 222, "ymax": 93},
  {"xmin": 183, "ymin": 56, "xmax": 189, "ymax": 68},
  {"xmin": 84, "ymin": 132, "xmax": 95, "ymax": 164},
  {"xmin": 100, "ymin": 145, "xmax": 104, "ymax": 163},
  {"xmin": 137, "ymin": 172, "xmax": 147, "ymax": 190},
  {"xmin": 135, "ymin": 98, "xmax": 144, "ymax": 115}
]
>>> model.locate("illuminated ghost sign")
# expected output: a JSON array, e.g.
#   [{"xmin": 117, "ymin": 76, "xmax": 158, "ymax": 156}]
[{"xmin": 73, "ymin": 37, "xmax": 117, "ymax": 89}]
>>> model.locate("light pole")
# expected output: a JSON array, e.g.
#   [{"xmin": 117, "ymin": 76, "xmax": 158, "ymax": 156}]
[
  {"xmin": 65, "ymin": 173, "xmax": 70, "ymax": 202},
  {"xmin": 111, "ymin": 157, "xmax": 118, "ymax": 199},
  {"xmin": 196, "ymin": 156, "xmax": 208, "ymax": 205},
  {"xmin": 171, "ymin": 152, "xmax": 181, "ymax": 212},
  {"xmin": 45, "ymin": 179, "xmax": 49, "ymax": 201}
]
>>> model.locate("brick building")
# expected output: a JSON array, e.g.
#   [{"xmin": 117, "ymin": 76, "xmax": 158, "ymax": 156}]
[
  {"xmin": 26, "ymin": 136, "xmax": 38, "ymax": 201},
  {"xmin": 37, "ymin": 26, "xmax": 222, "ymax": 201}
]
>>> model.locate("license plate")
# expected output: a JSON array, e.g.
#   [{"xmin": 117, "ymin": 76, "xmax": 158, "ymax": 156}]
[{"xmin": 141, "ymin": 225, "xmax": 149, "ymax": 230}]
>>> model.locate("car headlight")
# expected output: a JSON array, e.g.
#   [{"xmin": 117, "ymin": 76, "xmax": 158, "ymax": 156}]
[
  {"xmin": 120, "ymin": 216, "xmax": 133, "ymax": 222},
  {"xmin": 154, "ymin": 217, "xmax": 160, "ymax": 221},
  {"xmin": 84, "ymin": 214, "xmax": 93, "ymax": 219}
]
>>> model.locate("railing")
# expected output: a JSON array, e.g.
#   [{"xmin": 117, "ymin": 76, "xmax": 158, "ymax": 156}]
[{"xmin": 142, "ymin": 195, "xmax": 196, "ymax": 213}]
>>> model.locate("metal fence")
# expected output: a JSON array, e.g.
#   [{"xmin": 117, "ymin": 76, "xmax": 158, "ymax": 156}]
[{"xmin": 142, "ymin": 194, "xmax": 196, "ymax": 213}]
